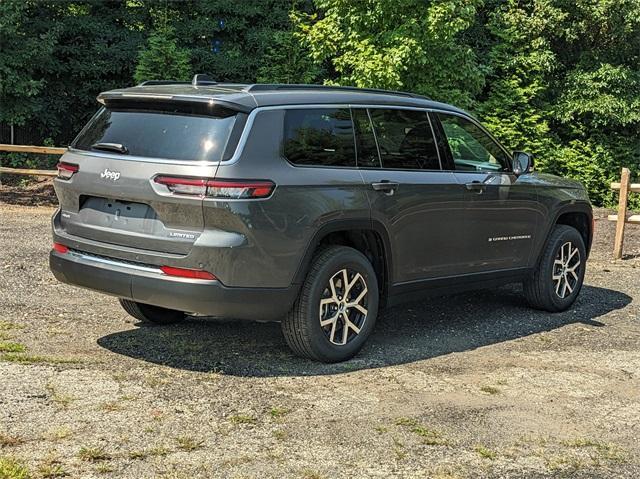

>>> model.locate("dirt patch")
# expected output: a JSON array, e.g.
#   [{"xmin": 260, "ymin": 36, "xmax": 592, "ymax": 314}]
[
  {"xmin": 0, "ymin": 177, "xmax": 57, "ymax": 206},
  {"xmin": 0, "ymin": 202, "xmax": 639, "ymax": 478}
]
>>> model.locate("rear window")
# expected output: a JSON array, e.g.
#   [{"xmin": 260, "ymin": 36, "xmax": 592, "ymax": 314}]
[
  {"xmin": 283, "ymin": 108, "xmax": 356, "ymax": 167},
  {"xmin": 72, "ymin": 106, "xmax": 238, "ymax": 162}
]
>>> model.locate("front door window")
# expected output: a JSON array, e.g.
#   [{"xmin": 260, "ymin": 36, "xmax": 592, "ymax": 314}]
[{"xmin": 437, "ymin": 113, "xmax": 510, "ymax": 172}]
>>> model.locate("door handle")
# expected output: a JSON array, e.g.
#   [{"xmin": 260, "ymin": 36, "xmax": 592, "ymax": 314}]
[
  {"xmin": 371, "ymin": 181, "xmax": 399, "ymax": 192},
  {"xmin": 465, "ymin": 181, "xmax": 485, "ymax": 194}
]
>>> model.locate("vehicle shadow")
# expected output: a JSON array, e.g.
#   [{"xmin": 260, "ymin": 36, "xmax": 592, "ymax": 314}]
[{"xmin": 97, "ymin": 284, "xmax": 632, "ymax": 377}]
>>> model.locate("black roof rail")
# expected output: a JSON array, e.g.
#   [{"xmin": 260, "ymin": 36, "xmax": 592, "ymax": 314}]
[{"xmin": 245, "ymin": 83, "xmax": 430, "ymax": 100}]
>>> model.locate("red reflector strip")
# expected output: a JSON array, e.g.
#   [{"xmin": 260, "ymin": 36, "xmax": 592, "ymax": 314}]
[
  {"xmin": 53, "ymin": 242, "xmax": 69, "ymax": 254},
  {"xmin": 160, "ymin": 265, "xmax": 216, "ymax": 280}
]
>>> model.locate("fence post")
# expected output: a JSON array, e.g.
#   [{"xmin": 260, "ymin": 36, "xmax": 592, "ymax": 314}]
[{"xmin": 613, "ymin": 168, "xmax": 631, "ymax": 259}]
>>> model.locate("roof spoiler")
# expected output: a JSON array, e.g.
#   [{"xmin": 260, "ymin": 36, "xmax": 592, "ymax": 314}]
[{"xmin": 96, "ymin": 91, "xmax": 252, "ymax": 114}]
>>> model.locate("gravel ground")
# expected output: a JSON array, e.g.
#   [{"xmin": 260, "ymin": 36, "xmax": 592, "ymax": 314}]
[{"xmin": 0, "ymin": 193, "xmax": 639, "ymax": 478}]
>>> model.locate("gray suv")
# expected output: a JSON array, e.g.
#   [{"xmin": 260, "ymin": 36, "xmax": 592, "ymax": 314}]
[{"xmin": 50, "ymin": 77, "xmax": 593, "ymax": 362}]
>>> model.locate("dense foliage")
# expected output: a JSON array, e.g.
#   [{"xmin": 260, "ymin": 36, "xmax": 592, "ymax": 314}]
[{"xmin": 1, "ymin": 0, "xmax": 638, "ymax": 207}]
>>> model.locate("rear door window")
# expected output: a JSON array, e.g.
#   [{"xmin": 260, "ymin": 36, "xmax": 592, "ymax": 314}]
[
  {"xmin": 72, "ymin": 106, "xmax": 238, "ymax": 162},
  {"xmin": 283, "ymin": 108, "xmax": 356, "ymax": 167},
  {"xmin": 366, "ymin": 109, "xmax": 441, "ymax": 170}
]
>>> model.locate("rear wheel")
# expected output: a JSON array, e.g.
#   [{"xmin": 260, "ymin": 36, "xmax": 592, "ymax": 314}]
[
  {"xmin": 524, "ymin": 225, "xmax": 586, "ymax": 312},
  {"xmin": 119, "ymin": 299, "xmax": 185, "ymax": 325},
  {"xmin": 282, "ymin": 246, "xmax": 379, "ymax": 363}
]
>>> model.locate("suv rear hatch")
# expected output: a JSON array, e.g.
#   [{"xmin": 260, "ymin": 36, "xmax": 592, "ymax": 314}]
[{"xmin": 54, "ymin": 93, "xmax": 248, "ymax": 256}]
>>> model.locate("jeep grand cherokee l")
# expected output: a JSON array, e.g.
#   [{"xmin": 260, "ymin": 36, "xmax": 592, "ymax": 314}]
[{"xmin": 50, "ymin": 76, "xmax": 593, "ymax": 363}]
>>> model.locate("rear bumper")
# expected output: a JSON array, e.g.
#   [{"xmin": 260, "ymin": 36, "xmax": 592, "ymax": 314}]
[{"xmin": 49, "ymin": 250, "xmax": 298, "ymax": 321}]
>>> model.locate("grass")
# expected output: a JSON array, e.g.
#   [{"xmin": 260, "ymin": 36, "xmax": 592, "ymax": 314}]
[
  {"xmin": 301, "ymin": 469, "xmax": 327, "ymax": 479},
  {"xmin": 0, "ymin": 457, "xmax": 30, "ymax": 479},
  {"xmin": 272, "ymin": 430, "xmax": 287, "ymax": 441},
  {"xmin": 0, "ymin": 433, "xmax": 24, "ymax": 447},
  {"xmin": 395, "ymin": 417, "xmax": 450, "ymax": 446},
  {"xmin": 0, "ymin": 322, "xmax": 22, "ymax": 331},
  {"xmin": 545, "ymin": 454, "xmax": 586, "ymax": 473},
  {"xmin": 392, "ymin": 437, "xmax": 407, "ymax": 460},
  {"xmin": 77, "ymin": 446, "xmax": 110, "ymax": 462},
  {"xmin": 269, "ymin": 407, "xmax": 288, "ymax": 419},
  {"xmin": 128, "ymin": 446, "xmax": 169, "ymax": 460},
  {"xmin": 99, "ymin": 402, "xmax": 124, "ymax": 412},
  {"xmin": 94, "ymin": 463, "xmax": 114, "ymax": 474},
  {"xmin": 0, "ymin": 353, "xmax": 80, "ymax": 365},
  {"xmin": 480, "ymin": 385, "xmax": 500, "ymax": 395},
  {"xmin": 394, "ymin": 417, "xmax": 418, "ymax": 427},
  {"xmin": 411, "ymin": 425, "xmax": 450, "ymax": 446},
  {"xmin": 229, "ymin": 414, "xmax": 256, "ymax": 426},
  {"xmin": 561, "ymin": 438, "xmax": 627, "ymax": 462},
  {"xmin": 45, "ymin": 384, "xmax": 73, "ymax": 408},
  {"xmin": 47, "ymin": 427, "xmax": 72, "ymax": 441},
  {"xmin": 475, "ymin": 445, "xmax": 497, "ymax": 460},
  {"xmin": 0, "ymin": 343, "xmax": 25, "ymax": 353},
  {"xmin": 175, "ymin": 436, "xmax": 204, "ymax": 451},
  {"xmin": 38, "ymin": 463, "xmax": 67, "ymax": 478}
]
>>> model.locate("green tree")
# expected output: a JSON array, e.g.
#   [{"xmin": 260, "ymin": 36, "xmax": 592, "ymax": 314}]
[
  {"xmin": 134, "ymin": 22, "xmax": 191, "ymax": 84},
  {"xmin": 294, "ymin": 0, "xmax": 485, "ymax": 108},
  {"xmin": 0, "ymin": 1, "xmax": 56, "ymax": 127},
  {"xmin": 8, "ymin": 1, "xmax": 148, "ymax": 145},
  {"xmin": 167, "ymin": 0, "xmax": 293, "ymax": 83},
  {"xmin": 257, "ymin": 29, "xmax": 322, "ymax": 84}
]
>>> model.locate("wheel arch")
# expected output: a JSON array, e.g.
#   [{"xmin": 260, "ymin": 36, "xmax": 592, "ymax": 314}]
[
  {"xmin": 532, "ymin": 202, "xmax": 594, "ymax": 268},
  {"xmin": 292, "ymin": 219, "xmax": 393, "ymax": 307}
]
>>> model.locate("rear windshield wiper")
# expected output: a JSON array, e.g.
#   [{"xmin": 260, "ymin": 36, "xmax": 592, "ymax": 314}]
[{"xmin": 91, "ymin": 142, "xmax": 129, "ymax": 154}]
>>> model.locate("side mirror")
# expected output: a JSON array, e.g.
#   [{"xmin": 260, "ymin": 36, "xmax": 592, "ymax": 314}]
[{"xmin": 512, "ymin": 151, "xmax": 534, "ymax": 175}]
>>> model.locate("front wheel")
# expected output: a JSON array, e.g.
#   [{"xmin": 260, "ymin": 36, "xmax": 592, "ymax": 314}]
[
  {"xmin": 119, "ymin": 299, "xmax": 186, "ymax": 325},
  {"xmin": 282, "ymin": 246, "xmax": 379, "ymax": 363},
  {"xmin": 524, "ymin": 225, "xmax": 586, "ymax": 312}
]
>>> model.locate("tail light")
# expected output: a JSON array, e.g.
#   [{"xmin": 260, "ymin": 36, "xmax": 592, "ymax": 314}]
[
  {"xmin": 53, "ymin": 242, "xmax": 69, "ymax": 254},
  {"xmin": 56, "ymin": 162, "xmax": 79, "ymax": 180},
  {"xmin": 154, "ymin": 176, "xmax": 274, "ymax": 199},
  {"xmin": 160, "ymin": 265, "xmax": 216, "ymax": 280}
]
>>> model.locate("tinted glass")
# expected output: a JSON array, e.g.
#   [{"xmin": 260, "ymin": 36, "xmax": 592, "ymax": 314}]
[
  {"xmin": 283, "ymin": 109, "xmax": 356, "ymax": 167},
  {"xmin": 437, "ymin": 113, "xmax": 510, "ymax": 172},
  {"xmin": 367, "ymin": 109, "xmax": 440, "ymax": 170},
  {"xmin": 352, "ymin": 109, "xmax": 381, "ymax": 168},
  {"xmin": 73, "ymin": 107, "xmax": 238, "ymax": 162}
]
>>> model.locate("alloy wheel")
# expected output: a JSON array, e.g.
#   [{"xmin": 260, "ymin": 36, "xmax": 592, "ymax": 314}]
[
  {"xmin": 553, "ymin": 241, "xmax": 581, "ymax": 299},
  {"xmin": 319, "ymin": 268, "xmax": 369, "ymax": 345}
]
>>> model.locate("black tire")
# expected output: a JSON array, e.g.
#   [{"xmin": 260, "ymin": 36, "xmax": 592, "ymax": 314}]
[
  {"xmin": 524, "ymin": 225, "xmax": 586, "ymax": 312},
  {"xmin": 119, "ymin": 299, "xmax": 185, "ymax": 325},
  {"xmin": 282, "ymin": 246, "xmax": 379, "ymax": 363}
]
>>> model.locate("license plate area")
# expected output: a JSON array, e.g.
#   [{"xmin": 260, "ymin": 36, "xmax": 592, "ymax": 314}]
[{"xmin": 79, "ymin": 196, "xmax": 158, "ymax": 233}]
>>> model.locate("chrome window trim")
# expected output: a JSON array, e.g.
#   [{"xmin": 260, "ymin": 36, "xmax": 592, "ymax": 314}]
[{"xmin": 67, "ymin": 102, "xmax": 511, "ymax": 171}]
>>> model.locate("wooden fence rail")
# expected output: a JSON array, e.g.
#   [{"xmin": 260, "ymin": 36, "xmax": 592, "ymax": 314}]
[
  {"xmin": 608, "ymin": 167, "xmax": 640, "ymax": 259},
  {"xmin": 0, "ymin": 144, "xmax": 67, "ymax": 155},
  {"xmin": 0, "ymin": 143, "xmax": 65, "ymax": 179}
]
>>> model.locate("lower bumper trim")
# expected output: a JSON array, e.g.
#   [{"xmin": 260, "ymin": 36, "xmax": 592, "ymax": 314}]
[{"xmin": 50, "ymin": 251, "xmax": 298, "ymax": 321}]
